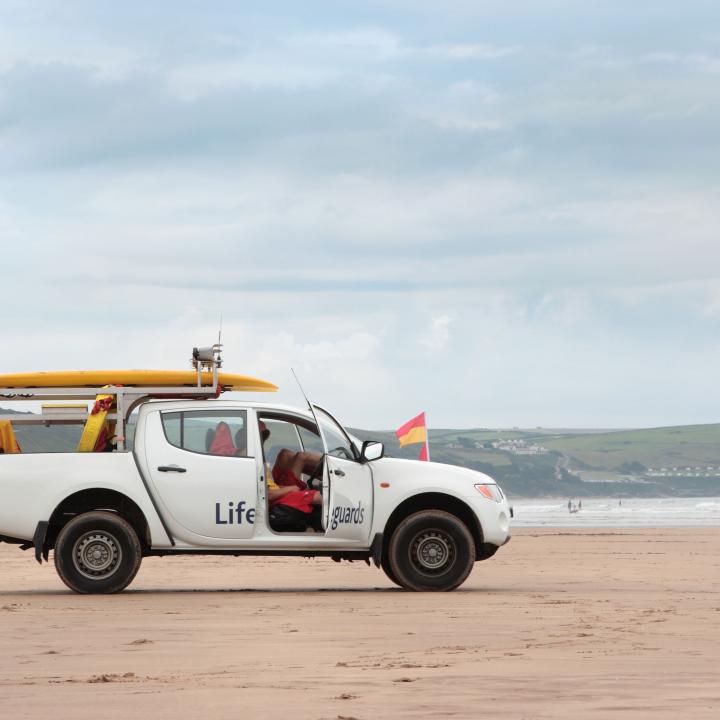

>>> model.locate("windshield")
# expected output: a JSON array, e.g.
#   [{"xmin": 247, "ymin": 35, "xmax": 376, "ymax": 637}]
[{"xmin": 313, "ymin": 407, "xmax": 358, "ymax": 461}]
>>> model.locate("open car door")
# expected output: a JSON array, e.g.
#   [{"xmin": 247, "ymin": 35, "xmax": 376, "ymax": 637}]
[{"xmin": 313, "ymin": 406, "xmax": 373, "ymax": 544}]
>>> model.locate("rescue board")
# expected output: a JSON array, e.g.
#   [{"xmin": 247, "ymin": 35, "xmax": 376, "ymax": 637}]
[
  {"xmin": 0, "ymin": 370, "xmax": 278, "ymax": 392},
  {"xmin": 77, "ymin": 394, "xmax": 115, "ymax": 452}
]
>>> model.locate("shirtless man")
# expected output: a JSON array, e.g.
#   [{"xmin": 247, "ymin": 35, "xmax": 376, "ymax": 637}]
[{"xmin": 259, "ymin": 421, "xmax": 323, "ymax": 512}]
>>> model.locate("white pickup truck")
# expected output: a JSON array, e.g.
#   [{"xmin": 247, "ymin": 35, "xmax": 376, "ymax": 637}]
[{"xmin": 0, "ymin": 349, "xmax": 511, "ymax": 594}]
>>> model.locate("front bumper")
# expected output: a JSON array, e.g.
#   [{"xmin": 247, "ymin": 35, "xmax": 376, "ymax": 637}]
[{"xmin": 464, "ymin": 492, "xmax": 512, "ymax": 547}]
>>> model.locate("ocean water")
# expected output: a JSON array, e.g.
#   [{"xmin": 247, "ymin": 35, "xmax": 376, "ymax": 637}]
[{"xmin": 509, "ymin": 496, "xmax": 720, "ymax": 527}]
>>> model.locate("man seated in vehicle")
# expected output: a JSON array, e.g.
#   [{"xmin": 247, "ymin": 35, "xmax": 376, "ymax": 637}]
[
  {"xmin": 272, "ymin": 446, "xmax": 324, "ymax": 488},
  {"xmin": 266, "ymin": 469, "xmax": 321, "ymax": 510},
  {"xmin": 259, "ymin": 420, "xmax": 323, "ymax": 528}
]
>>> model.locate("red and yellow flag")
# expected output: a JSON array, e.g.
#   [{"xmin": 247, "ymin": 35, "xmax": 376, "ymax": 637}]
[{"xmin": 396, "ymin": 412, "xmax": 430, "ymax": 461}]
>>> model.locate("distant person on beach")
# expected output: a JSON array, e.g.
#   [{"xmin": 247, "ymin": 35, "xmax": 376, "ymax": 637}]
[{"xmin": 568, "ymin": 499, "xmax": 572, "ymax": 512}]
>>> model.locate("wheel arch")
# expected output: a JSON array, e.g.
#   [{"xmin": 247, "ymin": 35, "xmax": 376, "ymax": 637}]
[
  {"xmin": 46, "ymin": 489, "xmax": 151, "ymax": 555},
  {"xmin": 382, "ymin": 492, "xmax": 483, "ymax": 558}
]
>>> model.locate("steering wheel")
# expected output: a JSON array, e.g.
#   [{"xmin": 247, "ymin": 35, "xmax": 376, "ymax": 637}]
[{"xmin": 306, "ymin": 455, "xmax": 325, "ymax": 487}]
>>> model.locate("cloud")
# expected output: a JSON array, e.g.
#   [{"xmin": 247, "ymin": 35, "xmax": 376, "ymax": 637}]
[
  {"xmin": 418, "ymin": 80, "xmax": 504, "ymax": 131},
  {"xmin": 420, "ymin": 315, "xmax": 453, "ymax": 352},
  {"xmin": 445, "ymin": 43, "xmax": 519, "ymax": 60},
  {"xmin": 642, "ymin": 51, "xmax": 720, "ymax": 75},
  {"xmin": 290, "ymin": 28, "xmax": 403, "ymax": 59},
  {"xmin": 702, "ymin": 284, "xmax": 720, "ymax": 318},
  {"xmin": 1, "ymin": 1, "xmax": 720, "ymax": 427}
]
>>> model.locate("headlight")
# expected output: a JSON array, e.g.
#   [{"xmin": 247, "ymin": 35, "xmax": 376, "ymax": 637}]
[{"xmin": 474, "ymin": 483, "xmax": 504, "ymax": 502}]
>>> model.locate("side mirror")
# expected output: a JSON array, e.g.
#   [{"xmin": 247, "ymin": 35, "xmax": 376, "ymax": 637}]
[{"xmin": 360, "ymin": 440, "xmax": 384, "ymax": 462}]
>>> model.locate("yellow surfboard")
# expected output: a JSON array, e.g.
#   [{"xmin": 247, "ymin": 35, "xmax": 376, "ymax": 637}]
[{"xmin": 0, "ymin": 370, "xmax": 278, "ymax": 392}]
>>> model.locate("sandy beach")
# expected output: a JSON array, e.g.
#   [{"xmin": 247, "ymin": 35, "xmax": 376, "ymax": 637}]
[{"xmin": 1, "ymin": 528, "xmax": 718, "ymax": 719}]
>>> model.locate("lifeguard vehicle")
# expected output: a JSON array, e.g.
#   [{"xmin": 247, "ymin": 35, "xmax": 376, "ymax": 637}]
[{"xmin": 0, "ymin": 345, "xmax": 511, "ymax": 593}]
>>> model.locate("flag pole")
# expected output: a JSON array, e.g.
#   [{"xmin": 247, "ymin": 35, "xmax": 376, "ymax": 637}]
[{"xmin": 425, "ymin": 412, "xmax": 431, "ymax": 462}]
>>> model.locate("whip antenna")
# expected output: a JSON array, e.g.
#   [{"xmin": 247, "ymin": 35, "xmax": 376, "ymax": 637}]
[
  {"xmin": 291, "ymin": 367, "xmax": 312, "ymax": 410},
  {"xmin": 291, "ymin": 368, "xmax": 329, "ymax": 459}
]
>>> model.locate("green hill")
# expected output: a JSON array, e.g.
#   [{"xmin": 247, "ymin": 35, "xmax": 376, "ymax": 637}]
[
  {"xmin": 540, "ymin": 424, "xmax": 720, "ymax": 469},
  {"xmin": 3, "ymin": 406, "xmax": 719, "ymax": 497},
  {"xmin": 349, "ymin": 424, "xmax": 720, "ymax": 499}
]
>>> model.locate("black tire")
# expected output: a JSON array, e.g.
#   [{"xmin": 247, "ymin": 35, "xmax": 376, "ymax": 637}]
[
  {"xmin": 380, "ymin": 550, "xmax": 402, "ymax": 588},
  {"xmin": 388, "ymin": 510, "xmax": 475, "ymax": 592},
  {"xmin": 54, "ymin": 511, "xmax": 142, "ymax": 594}
]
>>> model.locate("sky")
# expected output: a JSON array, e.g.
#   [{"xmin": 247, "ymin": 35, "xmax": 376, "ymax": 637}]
[{"xmin": 1, "ymin": 1, "xmax": 719, "ymax": 429}]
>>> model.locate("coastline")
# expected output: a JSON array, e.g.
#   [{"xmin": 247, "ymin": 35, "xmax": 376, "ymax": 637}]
[{"xmin": 508, "ymin": 495, "xmax": 720, "ymax": 528}]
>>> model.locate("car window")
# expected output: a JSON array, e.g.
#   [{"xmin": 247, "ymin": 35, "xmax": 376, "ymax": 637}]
[
  {"xmin": 161, "ymin": 410, "xmax": 248, "ymax": 456},
  {"xmin": 314, "ymin": 408, "xmax": 357, "ymax": 460},
  {"xmin": 261, "ymin": 418, "xmax": 303, "ymax": 466},
  {"xmin": 298, "ymin": 425, "xmax": 324, "ymax": 454},
  {"xmin": 161, "ymin": 412, "xmax": 182, "ymax": 447},
  {"xmin": 125, "ymin": 409, "xmax": 138, "ymax": 451}
]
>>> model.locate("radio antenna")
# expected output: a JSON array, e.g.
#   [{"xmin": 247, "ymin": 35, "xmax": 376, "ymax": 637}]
[
  {"xmin": 291, "ymin": 368, "xmax": 328, "ymax": 455},
  {"xmin": 218, "ymin": 314, "xmax": 223, "ymax": 346},
  {"xmin": 291, "ymin": 368, "xmax": 311, "ymax": 409}
]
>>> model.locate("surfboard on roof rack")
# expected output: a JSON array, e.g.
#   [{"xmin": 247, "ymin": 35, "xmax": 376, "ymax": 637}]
[
  {"xmin": 0, "ymin": 344, "xmax": 277, "ymax": 452},
  {"xmin": 0, "ymin": 370, "xmax": 277, "ymax": 392}
]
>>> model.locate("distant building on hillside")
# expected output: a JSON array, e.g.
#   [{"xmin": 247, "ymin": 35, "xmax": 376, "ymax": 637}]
[{"xmin": 491, "ymin": 438, "xmax": 548, "ymax": 455}]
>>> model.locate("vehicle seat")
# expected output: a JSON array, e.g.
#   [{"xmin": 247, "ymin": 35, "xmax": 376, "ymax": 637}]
[
  {"xmin": 206, "ymin": 428, "xmax": 216, "ymax": 452},
  {"xmin": 234, "ymin": 428, "xmax": 247, "ymax": 456},
  {"xmin": 208, "ymin": 422, "xmax": 240, "ymax": 456}
]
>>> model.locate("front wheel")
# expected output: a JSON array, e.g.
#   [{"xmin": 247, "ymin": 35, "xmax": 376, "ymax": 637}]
[
  {"xmin": 380, "ymin": 551, "xmax": 402, "ymax": 587},
  {"xmin": 54, "ymin": 511, "xmax": 142, "ymax": 594},
  {"xmin": 388, "ymin": 510, "xmax": 475, "ymax": 591}
]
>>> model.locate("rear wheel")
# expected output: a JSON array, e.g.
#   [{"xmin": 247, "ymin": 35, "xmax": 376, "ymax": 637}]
[
  {"xmin": 54, "ymin": 511, "xmax": 142, "ymax": 594},
  {"xmin": 388, "ymin": 510, "xmax": 475, "ymax": 592}
]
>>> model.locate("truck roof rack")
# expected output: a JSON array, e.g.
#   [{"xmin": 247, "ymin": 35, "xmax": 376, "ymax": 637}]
[{"xmin": 0, "ymin": 344, "xmax": 224, "ymax": 451}]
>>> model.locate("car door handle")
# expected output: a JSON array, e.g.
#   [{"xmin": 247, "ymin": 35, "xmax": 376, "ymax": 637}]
[
  {"xmin": 157, "ymin": 465, "xmax": 187, "ymax": 473},
  {"xmin": 332, "ymin": 468, "xmax": 345, "ymax": 477}
]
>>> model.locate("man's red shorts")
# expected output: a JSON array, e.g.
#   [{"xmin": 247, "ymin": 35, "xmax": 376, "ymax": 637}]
[
  {"xmin": 273, "ymin": 489, "xmax": 316, "ymax": 514},
  {"xmin": 271, "ymin": 466, "xmax": 315, "ymax": 513}
]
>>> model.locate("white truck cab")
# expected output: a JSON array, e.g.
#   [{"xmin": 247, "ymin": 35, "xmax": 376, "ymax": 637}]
[{"xmin": 0, "ymin": 347, "xmax": 511, "ymax": 593}]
